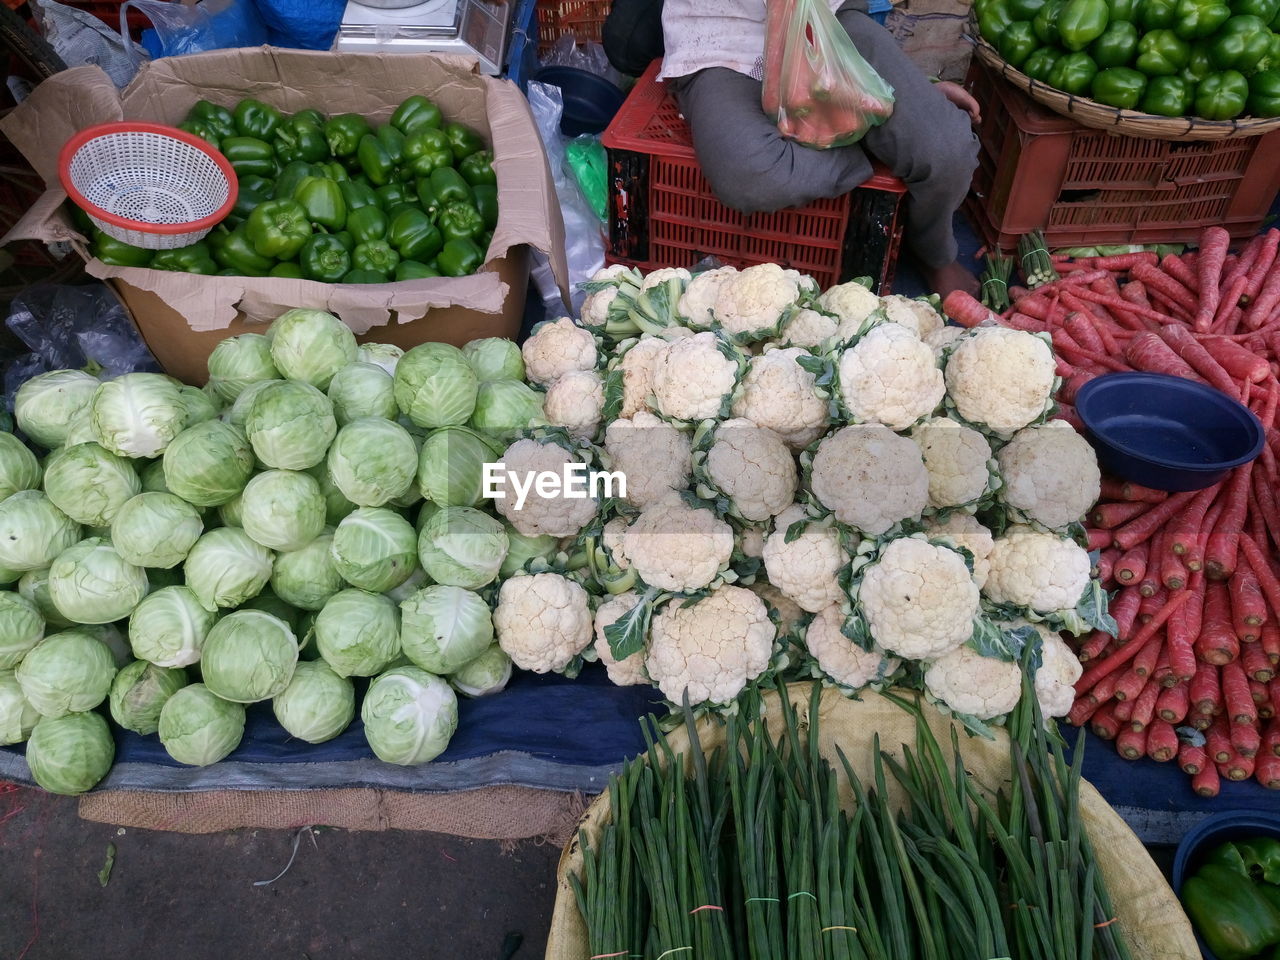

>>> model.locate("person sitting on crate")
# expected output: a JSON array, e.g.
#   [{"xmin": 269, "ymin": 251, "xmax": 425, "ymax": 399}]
[{"xmin": 622, "ymin": 0, "xmax": 982, "ymax": 298}]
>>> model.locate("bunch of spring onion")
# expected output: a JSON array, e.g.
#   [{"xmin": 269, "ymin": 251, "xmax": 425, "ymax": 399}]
[
  {"xmin": 1019, "ymin": 229, "xmax": 1059, "ymax": 288},
  {"xmin": 980, "ymin": 253, "xmax": 1014, "ymax": 313}
]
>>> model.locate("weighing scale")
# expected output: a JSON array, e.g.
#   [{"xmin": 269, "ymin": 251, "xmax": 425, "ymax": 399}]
[{"xmin": 334, "ymin": 0, "xmax": 516, "ymax": 75}]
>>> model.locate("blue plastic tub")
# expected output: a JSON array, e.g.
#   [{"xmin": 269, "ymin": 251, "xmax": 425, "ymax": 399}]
[
  {"xmin": 1074, "ymin": 372, "xmax": 1264, "ymax": 492},
  {"xmin": 533, "ymin": 65, "xmax": 626, "ymax": 136}
]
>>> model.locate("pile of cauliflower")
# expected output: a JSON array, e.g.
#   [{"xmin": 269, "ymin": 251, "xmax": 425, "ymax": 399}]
[{"xmin": 488, "ymin": 262, "xmax": 1112, "ymax": 728}]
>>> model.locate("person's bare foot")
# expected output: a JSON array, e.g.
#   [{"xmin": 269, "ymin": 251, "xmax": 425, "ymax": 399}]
[{"xmin": 924, "ymin": 260, "xmax": 980, "ymax": 299}]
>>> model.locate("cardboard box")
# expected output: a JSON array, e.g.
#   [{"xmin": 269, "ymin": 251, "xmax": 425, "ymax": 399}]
[{"xmin": 1, "ymin": 48, "xmax": 568, "ymax": 385}]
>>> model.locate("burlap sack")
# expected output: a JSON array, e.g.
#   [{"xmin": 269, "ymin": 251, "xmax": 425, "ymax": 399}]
[{"xmin": 546, "ymin": 685, "xmax": 1200, "ymax": 960}]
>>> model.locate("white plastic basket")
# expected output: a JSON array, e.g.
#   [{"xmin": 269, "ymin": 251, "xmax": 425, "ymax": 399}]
[{"xmin": 59, "ymin": 122, "xmax": 238, "ymax": 251}]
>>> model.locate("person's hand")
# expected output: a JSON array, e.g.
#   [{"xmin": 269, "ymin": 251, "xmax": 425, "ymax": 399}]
[{"xmin": 935, "ymin": 81, "xmax": 981, "ymax": 124}]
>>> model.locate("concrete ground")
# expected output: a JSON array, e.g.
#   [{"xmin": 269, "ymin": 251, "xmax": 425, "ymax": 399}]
[{"xmin": 0, "ymin": 784, "xmax": 562, "ymax": 960}]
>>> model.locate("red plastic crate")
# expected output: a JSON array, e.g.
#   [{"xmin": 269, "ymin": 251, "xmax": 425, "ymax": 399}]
[
  {"xmin": 601, "ymin": 60, "xmax": 907, "ymax": 292},
  {"xmin": 535, "ymin": 0, "xmax": 609, "ymax": 56},
  {"xmin": 965, "ymin": 58, "xmax": 1280, "ymax": 252}
]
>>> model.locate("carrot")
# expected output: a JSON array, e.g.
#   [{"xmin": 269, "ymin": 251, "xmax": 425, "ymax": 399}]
[
  {"xmin": 1059, "ymin": 370, "xmax": 1097, "ymax": 405},
  {"xmin": 1223, "ymin": 658, "xmax": 1256, "ymax": 725},
  {"xmin": 1221, "ymin": 750, "xmax": 1255, "ymax": 781},
  {"xmin": 1158, "ymin": 683, "xmax": 1190, "ymax": 723},
  {"xmin": 1150, "ymin": 289, "xmax": 1194, "ymax": 323},
  {"xmin": 1091, "ymin": 252, "xmax": 1159, "ymax": 271},
  {"xmin": 1197, "ymin": 581, "xmax": 1240, "ymax": 665},
  {"xmin": 1139, "ymin": 587, "xmax": 1168, "ymax": 622},
  {"xmin": 1233, "ymin": 723, "xmax": 1262, "ymax": 758},
  {"xmin": 1110, "ymin": 587, "xmax": 1142, "ymax": 641},
  {"xmin": 1125, "ymin": 331, "xmax": 1204, "ymax": 382},
  {"xmin": 1189, "ymin": 708, "xmax": 1216, "ymax": 731},
  {"xmin": 1191, "ymin": 660, "xmax": 1222, "ymax": 715},
  {"xmin": 1179, "ymin": 741, "xmax": 1209, "ymax": 775},
  {"xmin": 1077, "ymin": 629, "xmax": 1113, "ymax": 662},
  {"xmin": 1167, "ymin": 571, "xmax": 1203, "ymax": 682},
  {"xmin": 1068, "ymin": 695, "xmax": 1102, "ymax": 727},
  {"xmin": 1239, "ymin": 536, "xmax": 1280, "ymax": 622},
  {"xmin": 1248, "ymin": 485, "xmax": 1269, "ymax": 548},
  {"xmin": 1162, "ymin": 251, "xmax": 1201, "ymax": 293},
  {"xmin": 1121, "ymin": 280, "xmax": 1152, "ymax": 308},
  {"xmin": 1169, "ymin": 482, "xmax": 1222, "ymax": 557},
  {"xmin": 1256, "ymin": 753, "xmax": 1280, "ymax": 789},
  {"xmin": 1099, "ymin": 479, "xmax": 1167, "ymax": 503},
  {"xmin": 1161, "ymin": 546, "xmax": 1188, "ymax": 592},
  {"xmin": 1054, "ymin": 401, "xmax": 1085, "ymax": 432},
  {"xmin": 1256, "ymin": 679, "xmax": 1275, "ymax": 719},
  {"xmin": 1090, "ymin": 703, "xmax": 1121, "ymax": 740},
  {"xmin": 1252, "ymin": 473, "xmax": 1280, "ymax": 554},
  {"xmin": 1243, "ymin": 640, "xmax": 1275, "ymax": 683},
  {"xmin": 1207, "ymin": 716, "xmax": 1234, "ymax": 762},
  {"xmin": 1265, "ymin": 718, "xmax": 1280, "ymax": 757},
  {"xmin": 943, "ymin": 290, "xmax": 994, "ymax": 328},
  {"xmin": 1201, "ymin": 336, "xmax": 1271, "ymax": 382},
  {"xmin": 1186, "ymin": 495, "xmax": 1226, "ymax": 574},
  {"xmin": 1090, "ymin": 501, "xmax": 1150, "ymax": 529},
  {"xmin": 1263, "ymin": 623, "xmax": 1280, "ymax": 666},
  {"xmin": 1052, "ymin": 329, "xmax": 1131, "ymax": 372},
  {"xmin": 1152, "ymin": 648, "xmax": 1174, "ymax": 687},
  {"xmin": 1089, "ymin": 312, "xmax": 1122, "ymax": 356},
  {"xmin": 1074, "ymin": 589, "xmax": 1190, "ymax": 692},
  {"xmin": 1205, "ymin": 463, "xmax": 1253, "ymax": 580},
  {"xmin": 1145, "ymin": 719, "xmax": 1178, "ymax": 761},
  {"xmin": 1008, "ymin": 284, "xmax": 1030, "ymax": 302},
  {"xmin": 1192, "ymin": 764, "xmax": 1221, "ymax": 797},
  {"xmin": 1013, "ymin": 290, "xmax": 1053, "ymax": 320},
  {"xmin": 1213, "ymin": 274, "xmax": 1251, "ymax": 333},
  {"xmin": 1096, "ymin": 547, "xmax": 1118, "ymax": 586},
  {"xmin": 1115, "ymin": 726, "xmax": 1147, "ymax": 759},
  {"xmin": 1063, "ymin": 310, "xmax": 1106, "ymax": 353},
  {"xmin": 1194, "ymin": 227, "xmax": 1230, "ymax": 331},
  {"xmin": 1132, "ymin": 261, "xmax": 1198, "ymax": 315},
  {"xmin": 1113, "ymin": 695, "xmax": 1136, "ymax": 723},
  {"xmin": 1273, "ymin": 677, "xmax": 1280, "ymax": 716},
  {"xmin": 1157, "ymin": 325, "xmax": 1237, "ymax": 395},
  {"xmin": 1231, "ymin": 567, "xmax": 1267, "ymax": 639},
  {"xmin": 1002, "ymin": 312, "xmax": 1047, "ymax": 333},
  {"xmin": 1112, "ymin": 489, "xmax": 1200, "ymax": 551},
  {"xmin": 1073, "ymin": 285, "xmax": 1177, "ymax": 325},
  {"xmin": 1055, "ymin": 356, "xmax": 1076, "ymax": 379},
  {"xmin": 1244, "ymin": 261, "xmax": 1280, "ymax": 330},
  {"xmin": 1131, "ymin": 676, "xmax": 1161, "ymax": 728},
  {"xmin": 1243, "ymin": 229, "xmax": 1280, "ymax": 303},
  {"xmin": 1114, "ymin": 543, "xmax": 1149, "ymax": 585},
  {"xmin": 1084, "ymin": 528, "xmax": 1113, "ymax": 552}
]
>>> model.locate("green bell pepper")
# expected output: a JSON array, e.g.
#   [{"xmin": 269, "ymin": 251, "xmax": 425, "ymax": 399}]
[
  {"xmin": 1023, "ymin": 46, "xmax": 1062, "ymax": 79},
  {"xmin": 1059, "ymin": 0, "xmax": 1109, "ymax": 50},
  {"xmin": 91, "ymin": 230, "xmax": 153, "ymax": 268},
  {"xmin": 437, "ymin": 237, "xmax": 483, "ymax": 276},
  {"xmin": 384, "ymin": 203, "xmax": 419, "ymax": 223},
  {"xmin": 228, "ymin": 175, "xmax": 274, "ymax": 227},
  {"xmin": 980, "ymin": 0, "xmax": 1015, "ymax": 41},
  {"xmin": 390, "ymin": 95, "xmax": 444, "ymax": 136},
  {"xmin": 339, "ymin": 179, "xmax": 380, "ymax": 213},
  {"xmin": 275, "ymin": 161, "xmax": 323, "ymax": 208},
  {"xmin": 151, "ymin": 241, "xmax": 218, "ymax": 275},
  {"xmin": 1000, "ymin": 18, "xmax": 1039, "ymax": 63},
  {"xmin": 1182, "ymin": 863, "xmax": 1280, "ymax": 960},
  {"xmin": 322, "ymin": 162, "xmax": 349, "ymax": 182},
  {"xmin": 1009, "ymin": 0, "xmax": 1048, "ymax": 17},
  {"xmin": 1249, "ymin": 67, "xmax": 1280, "ymax": 112},
  {"xmin": 348, "ymin": 205, "xmax": 389, "ymax": 244},
  {"xmin": 1090, "ymin": 20, "xmax": 1139, "ymax": 66},
  {"xmin": 324, "ymin": 114, "xmax": 372, "ymax": 158},
  {"xmin": 273, "ymin": 117, "xmax": 328, "ymax": 165},
  {"xmin": 210, "ymin": 225, "xmax": 275, "ymax": 276},
  {"xmin": 436, "ymin": 201, "xmax": 484, "ymax": 243},
  {"xmin": 292, "ymin": 108, "xmax": 326, "ymax": 129},
  {"xmin": 188, "ymin": 100, "xmax": 237, "ymax": 141},
  {"xmin": 300, "ymin": 234, "xmax": 352, "ymax": 283},
  {"xmin": 458, "ymin": 150, "xmax": 497, "ymax": 187},
  {"xmin": 1137, "ymin": 29, "xmax": 1192, "ymax": 74},
  {"xmin": 1141, "ymin": 0, "xmax": 1179, "ymax": 28},
  {"xmin": 395, "ymin": 260, "xmax": 441, "ymax": 280},
  {"xmin": 233, "ymin": 99, "xmax": 282, "ymax": 140},
  {"xmin": 402, "ymin": 128, "xmax": 454, "ymax": 177},
  {"xmin": 294, "ymin": 176, "xmax": 347, "ymax": 231},
  {"xmin": 1033, "ymin": 0, "xmax": 1064, "ymax": 43},
  {"xmin": 353, "ymin": 240, "xmax": 400, "ymax": 274},
  {"xmin": 246, "ymin": 199, "xmax": 312, "ymax": 259},
  {"xmin": 342, "ymin": 268, "xmax": 388, "ymax": 284},
  {"xmin": 1176, "ymin": 0, "xmax": 1234, "ymax": 38},
  {"xmin": 1106, "ymin": 0, "xmax": 1138, "ymax": 19},
  {"xmin": 376, "ymin": 183, "xmax": 412, "ymax": 209},
  {"xmin": 1196, "ymin": 68, "xmax": 1250, "ymax": 115},
  {"xmin": 414, "ymin": 177, "xmax": 441, "ymax": 219},
  {"xmin": 387, "ymin": 207, "xmax": 443, "ymax": 261},
  {"xmin": 1184, "ymin": 42, "xmax": 1216, "ymax": 80},
  {"xmin": 1092, "ymin": 65, "xmax": 1148, "ymax": 104},
  {"xmin": 429, "ymin": 166, "xmax": 473, "ymax": 206},
  {"xmin": 270, "ymin": 262, "xmax": 305, "ymax": 279},
  {"xmin": 1235, "ymin": 0, "xmax": 1280, "ymax": 21},
  {"xmin": 375, "ymin": 125, "xmax": 406, "ymax": 167},
  {"xmin": 357, "ymin": 134, "xmax": 395, "ymax": 187},
  {"xmin": 178, "ymin": 120, "xmax": 220, "ymax": 150},
  {"xmin": 333, "ymin": 230, "xmax": 355, "ymax": 252},
  {"xmin": 1234, "ymin": 839, "xmax": 1280, "ymax": 884},
  {"xmin": 443, "ymin": 122, "xmax": 485, "ymax": 163},
  {"xmin": 1141, "ymin": 74, "xmax": 1193, "ymax": 112},
  {"xmin": 222, "ymin": 137, "xmax": 278, "ymax": 179},
  {"xmin": 472, "ymin": 184, "xmax": 498, "ymax": 230},
  {"xmin": 1210, "ymin": 15, "xmax": 1274, "ymax": 71},
  {"xmin": 1049, "ymin": 50, "xmax": 1100, "ymax": 91}
]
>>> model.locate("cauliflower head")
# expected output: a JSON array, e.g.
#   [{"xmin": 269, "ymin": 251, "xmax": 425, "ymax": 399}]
[
  {"xmin": 777, "ymin": 308, "xmax": 839, "ymax": 350},
  {"xmin": 807, "ymin": 424, "xmax": 929, "ymax": 536},
  {"xmin": 750, "ymin": 580, "xmax": 806, "ymax": 639},
  {"xmin": 610, "ymin": 337, "xmax": 668, "ymax": 420},
  {"xmin": 944, "ymin": 328, "xmax": 1056, "ymax": 437},
  {"xmin": 880, "ymin": 294, "xmax": 945, "ymax": 341},
  {"xmin": 491, "ymin": 438, "xmax": 598, "ymax": 538},
  {"xmin": 594, "ymin": 592, "xmax": 648, "ymax": 685},
  {"xmin": 713, "ymin": 264, "xmax": 807, "ymax": 343},
  {"xmin": 652, "ymin": 332, "xmax": 743, "ymax": 422},
  {"xmin": 997, "ymin": 421, "xmax": 1101, "ymax": 531},
  {"xmin": 983, "ymin": 526, "xmax": 1091, "ymax": 614},
  {"xmin": 494, "ymin": 573, "xmax": 592, "ymax": 673},
  {"xmin": 646, "ymin": 584, "xmax": 776, "ymax": 705},
  {"xmin": 924, "ymin": 513, "xmax": 995, "ymax": 589},
  {"xmin": 543, "ymin": 370, "xmax": 605, "ymax": 440},
  {"xmin": 924, "ymin": 645, "xmax": 1022, "ymax": 720},
  {"xmin": 622, "ymin": 492, "xmax": 736, "ymax": 592},
  {"xmin": 837, "ymin": 323, "xmax": 945, "ymax": 431},
  {"xmin": 580, "ymin": 286, "xmax": 621, "ymax": 330},
  {"xmin": 678, "ymin": 266, "xmax": 739, "ymax": 330},
  {"xmin": 1032, "ymin": 623, "xmax": 1084, "ymax": 718},
  {"xmin": 926, "ymin": 325, "xmax": 965, "ymax": 359},
  {"xmin": 699, "ymin": 419, "xmax": 797, "ymax": 522},
  {"xmin": 604, "ymin": 411, "xmax": 693, "ymax": 508},
  {"xmin": 522, "ymin": 317, "xmax": 598, "ymax": 386},
  {"xmin": 911, "ymin": 416, "xmax": 996, "ymax": 510},
  {"xmin": 806, "ymin": 603, "xmax": 899, "ymax": 691},
  {"xmin": 731, "ymin": 347, "xmax": 830, "ymax": 450},
  {"xmin": 818, "ymin": 281, "xmax": 881, "ymax": 334},
  {"xmin": 602, "ymin": 515, "xmax": 630, "ymax": 568},
  {"xmin": 762, "ymin": 504, "xmax": 850, "ymax": 613},
  {"xmin": 859, "ymin": 537, "xmax": 980, "ymax": 660}
]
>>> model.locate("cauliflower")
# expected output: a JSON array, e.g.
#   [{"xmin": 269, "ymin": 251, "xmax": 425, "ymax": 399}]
[
  {"xmin": 819, "ymin": 282, "xmax": 881, "ymax": 340},
  {"xmin": 806, "ymin": 424, "xmax": 929, "ymax": 536},
  {"xmin": 923, "ymin": 645, "xmax": 1022, "ymax": 721},
  {"xmin": 776, "ymin": 308, "xmax": 838, "ymax": 350},
  {"xmin": 738, "ymin": 523, "xmax": 767, "ymax": 559},
  {"xmin": 646, "ymin": 584, "xmax": 776, "ymax": 705},
  {"xmin": 651, "ymin": 331, "xmax": 744, "ymax": 422},
  {"xmin": 522, "ymin": 317, "xmax": 598, "ymax": 386},
  {"xmin": 924, "ymin": 513, "xmax": 995, "ymax": 589},
  {"xmin": 609, "ymin": 337, "xmax": 669, "ymax": 419},
  {"xmin": 602, "ymin": 515, "xmax": 630, "ymax": 568},
  {"xmin": 762, "ymin": 504, "xmax": 850, "ymax": 613},
  {"xmin": 678, "ymin": 266, "xmax": 738, "ymax": 330},
  {"xmin": 696, "ymin": 419, "xmax": 797, "ymax": 522},
  {"xmin": 594, "ymin": 592, "xmax": 648, "ymax": 685},
  {"xmin": 997, "ymin": 421, "xmax": 1101, "ymax": 531},
  {"xmin": 911, "ymin": 416, "xmax": 996, "ymax": 510},
  {"xmin": 642, "ymin": 267, "xmax": 693, "ymax": 290},
  {"xmin": 580, "ymin": 287, "xmax": 622, "ymax": 330},
  {"xmin": 805, "ymin": 603, "xmax": 899, "ymax": 691},
  {"xmin": 858, "ymin": 537, "xmax": 980, "ymax": 660},
  {"xmin": 880, "ymin": 294, "xmax": 944, "ymax": 341},
  {"xmin": 491, "ymin": 437, "xmax": 598, "ymax": 538},
  {"xmin": 543, "ymin": 370, "xmax": 604, "ymax": 439},
  {"xmin": 750, "ymin": 580, "xmax": 806, "ymax": 638},
  {"xmin": 731, "ymin": 347, "xmax": 830, "ymax": 450},
  {"xmin": 604, "ymin": 411, "xmax": 693, "ymax": 508},
  {"xmin": 836, "ymin": 323, "xmax": 945, "ymax": 431},
  {"xmin": 926, "ymin": 325, "xmax": 965, "ymax": 359},
  {"xmin": 713, "ymin": 264, "xmax": 810, "ymax": 343},
  {"xmin": 622, "ymin": 492, "xmax": 735, "ymax": 592},
  {"xmin": 944, "ymin": 328, "xmax": 1056, "ymax": 438},
  {"xmin": 494, "ymin": 573, "xmax": 593, "ymax": 673},
  {"xmin": 1032, "ymin": 624, "xmax": 1084, "ymax": 718},
  {"xmin": 592, "ymin": 264, "xmax": 636, "ymax": 283},
  {"xmin": 983, "ymin": 526, "xmax": 1091, "ymax": 614}
]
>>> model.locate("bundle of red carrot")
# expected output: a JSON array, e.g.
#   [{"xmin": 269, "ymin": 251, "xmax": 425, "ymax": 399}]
[{"xmin": 943, "ymin": 226, "xmax": 1280, "ymax": 798}]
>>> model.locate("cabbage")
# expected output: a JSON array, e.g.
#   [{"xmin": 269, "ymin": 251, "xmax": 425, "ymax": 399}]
[
  {"xmin": 207, "ymin": 333, "xmax": 280, "ymax": 402},
  {"xmin": 111, "ymin": 493, "xmax": 204, "ymax": 569},
  {"xmin": 17, "ymin": 569, "xmax": 72, "ymax": 629},
  {"xmin": 158, "ymin": 683, "xmax": 245, "ymax": 766},
  {"xmin": 13, "ymin": 369, "xmax": 100, "ymax": 449},
  {"xmin": 224, "ymin": 378, "xmax": 283, "ymax": 429},
  {"xmin": 48, "ymin": 538, "xmax": 148, "ymax": 624},
  {"xmin": 0, "ymin": 432, "xmax": 40, "ymax": 501},
  {"xmin": 450, "ymin": 643, "xmax": 512, "ymax": 698},
  {"xmin": 361, "ymin": 666, "xmax": 458, "ymax": 765},
  {"xmin": 416, "ymin": 506, "xmax": 508, "ymax": 589},
  {"xmin": 108, "ymin": 660, "xmax": 188, "ymax": 735},
  {"xmin": 25, "ymin": 711, "xmax": 114, "ymax": 794},
  {"xmin": 15, "ymin": 629, "xmax": 117, "ymax": 717},
  {"xmin": 244, "ymin": 380, "xmax": 337, "ymax": 470},
  {"xmin": 0, "ymin": 668, "xmax": 39, "ymax": 744},
  {"xmin": 218, "ymin": 494, "xmax": 244, "ymax": 528},
  {"xmin": 268, "ymin": 309, "xmax": 358, "ymax": 389},
  {"xmin": 0, "ymin": 491, "xmax": 81, "ymax": 573},
  {"xmin": 356, "ymin": 342, "xmax": 403, "ymax": 375},
  {"xmin": 89, "ymin": 373, "xmax": 187, "ymax": 458},
  {"xmin": 241, "ymin": 589, "xmax": 301, "ymax": 632},
  {"xmin": 270, "ymin": 532, "xmax": 343, "ymax": 611},
  {"xmin": 127, "ymin": 585, "xmax": 217, "ymax": 667},
  {"xmin": 314, "ymin": 588, "xmax": 401, "ymax": 677},
  {"xmin": 462, "ymin": 338, "xmax": 524, "ymax": 381},
  {"xmin": 500, "ymin": 526, "xmax": 560, "ymax": 577},
  {"xmin": 200, "ymin": 609, "xmax": 298, "ymax": 703},
  {"xmin": 327, "ymin": 362, "xmax": 398, "ymax": 425},
  {"xmin": 393, "ymin": 342, "xmax": 478, "ymax": 429},
  {"xmin": 61, "ymin": 406, "xmax": 98, "ymax": 448},
  {"xmin": 239, "ymin": 470, "xmax": 326, "ymax": 551},
  {"xmin": 309, "ymin": 463, "xmax": 357, "ymax": 527},
  {"xmin": 326, "ymin": 417, "xmax": 418, "ymax": 507},
  {"xmin": 183, "ymin": 528, "xmax": 274, "ymax": 611},
  {"xmin": 179, "ymin": 384, "xmax": 221, "ymax": 427},
  {"xmin": 163, "ymin": 419, "xmax": 255, "ymax": 507},
  {"xmin": 416, "ymin": 425, "xmax": 504, "ymax": 508},
  {"xmin": 329, "ymin": 507, "xmax": 418, "ymax": 592},
  {"xmin": 399, "ymin": 585, "xmax": 493, "ymax": 674},
  {"xmin": 139, "ymin": 459, "xmax": 172, "ymax": 495},
  {"xmin": 272, "ymin": 660, "xmax": 355, "ymax": 743},
  {"xmin": 81, "ymin": 622, "xmax": 131, "ymax": 668},
  {"xmin": 0, "ymin": 590, "xmax": 44, "ymax": 669},
  {"xmin": 468, "ymin": 379, "xmax": 544, "ymax": 439},
  {"xmin": 41, "ymin": 442, "xmax": 140, "ymax": 527}
]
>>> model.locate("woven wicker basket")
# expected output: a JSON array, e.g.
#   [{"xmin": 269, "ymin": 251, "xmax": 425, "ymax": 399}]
[{"xmin": 969, "ymin": 32, "xmax": 1280, "ymax": 141}]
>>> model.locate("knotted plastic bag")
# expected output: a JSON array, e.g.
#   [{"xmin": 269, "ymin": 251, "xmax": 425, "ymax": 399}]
[{"xmin": 762, "ymin": 0, "xmax": 896, "ymax": 149}]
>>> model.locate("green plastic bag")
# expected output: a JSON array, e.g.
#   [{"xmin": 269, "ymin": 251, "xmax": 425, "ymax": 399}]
[{"xmin": 565, "ymin": 136, "xmax": 607, "ymax": 221}]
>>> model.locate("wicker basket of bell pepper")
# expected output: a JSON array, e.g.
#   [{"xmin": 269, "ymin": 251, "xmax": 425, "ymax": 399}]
[
  {"xmin": 969, "ymin": 0, "xmax": 1280, "ymax": 138},
  {"xmin": 87, "ymin": 94, "xmax": 499, "ymax": 283}
]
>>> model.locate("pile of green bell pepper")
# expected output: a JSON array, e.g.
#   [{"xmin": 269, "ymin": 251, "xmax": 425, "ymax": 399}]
[
  {"xmin": 974, "ymin": 0, "xmax": 1280, "ymax": 119},
  {"xmin": 1182, "ymin": 837, "xmax": 1280, "ymax": 960},
  {"xmin": 142, "ymin": 94, "xmax": 500, "ymax": 283}
]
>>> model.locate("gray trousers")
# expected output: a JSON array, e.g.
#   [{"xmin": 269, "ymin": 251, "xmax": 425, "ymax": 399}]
[{"xmin": 671, "ymin": 8, "xmax": 978, "ymax": 268}]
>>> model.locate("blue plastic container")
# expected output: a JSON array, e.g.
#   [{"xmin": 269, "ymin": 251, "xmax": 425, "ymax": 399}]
[
  {"xmin": 504, "ymin": 0, "xmax": 540, "ymax": 91},
  {"xmin": 1171, "ymin": 810, "xmax": 1280, "ymax": 960},
  {"xmin": 533, "ymin": 65, "xmax": 626, "ymax": 136},
  {"xmin": 1074, "ymin": 372, "xmax": 1264, "ymax": 492}
]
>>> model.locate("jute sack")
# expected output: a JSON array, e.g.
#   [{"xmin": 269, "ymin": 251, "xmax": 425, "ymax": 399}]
[{"xmin": 546, "ymin": 685, "xmax": 1200, "ymax": 960}]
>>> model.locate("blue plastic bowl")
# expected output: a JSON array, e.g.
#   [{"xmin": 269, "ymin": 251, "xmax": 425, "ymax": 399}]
[
  {"xmin": 1172, "ymin": 810, "xmax": 1280, "ymax": 960},
  {"xmin": 533, "ymin": 66, "xmax": 626, "ymax": 137},
  {"xmin": 1074, "ymin": 372, "xmax": 1264, "ymax": 492}
]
